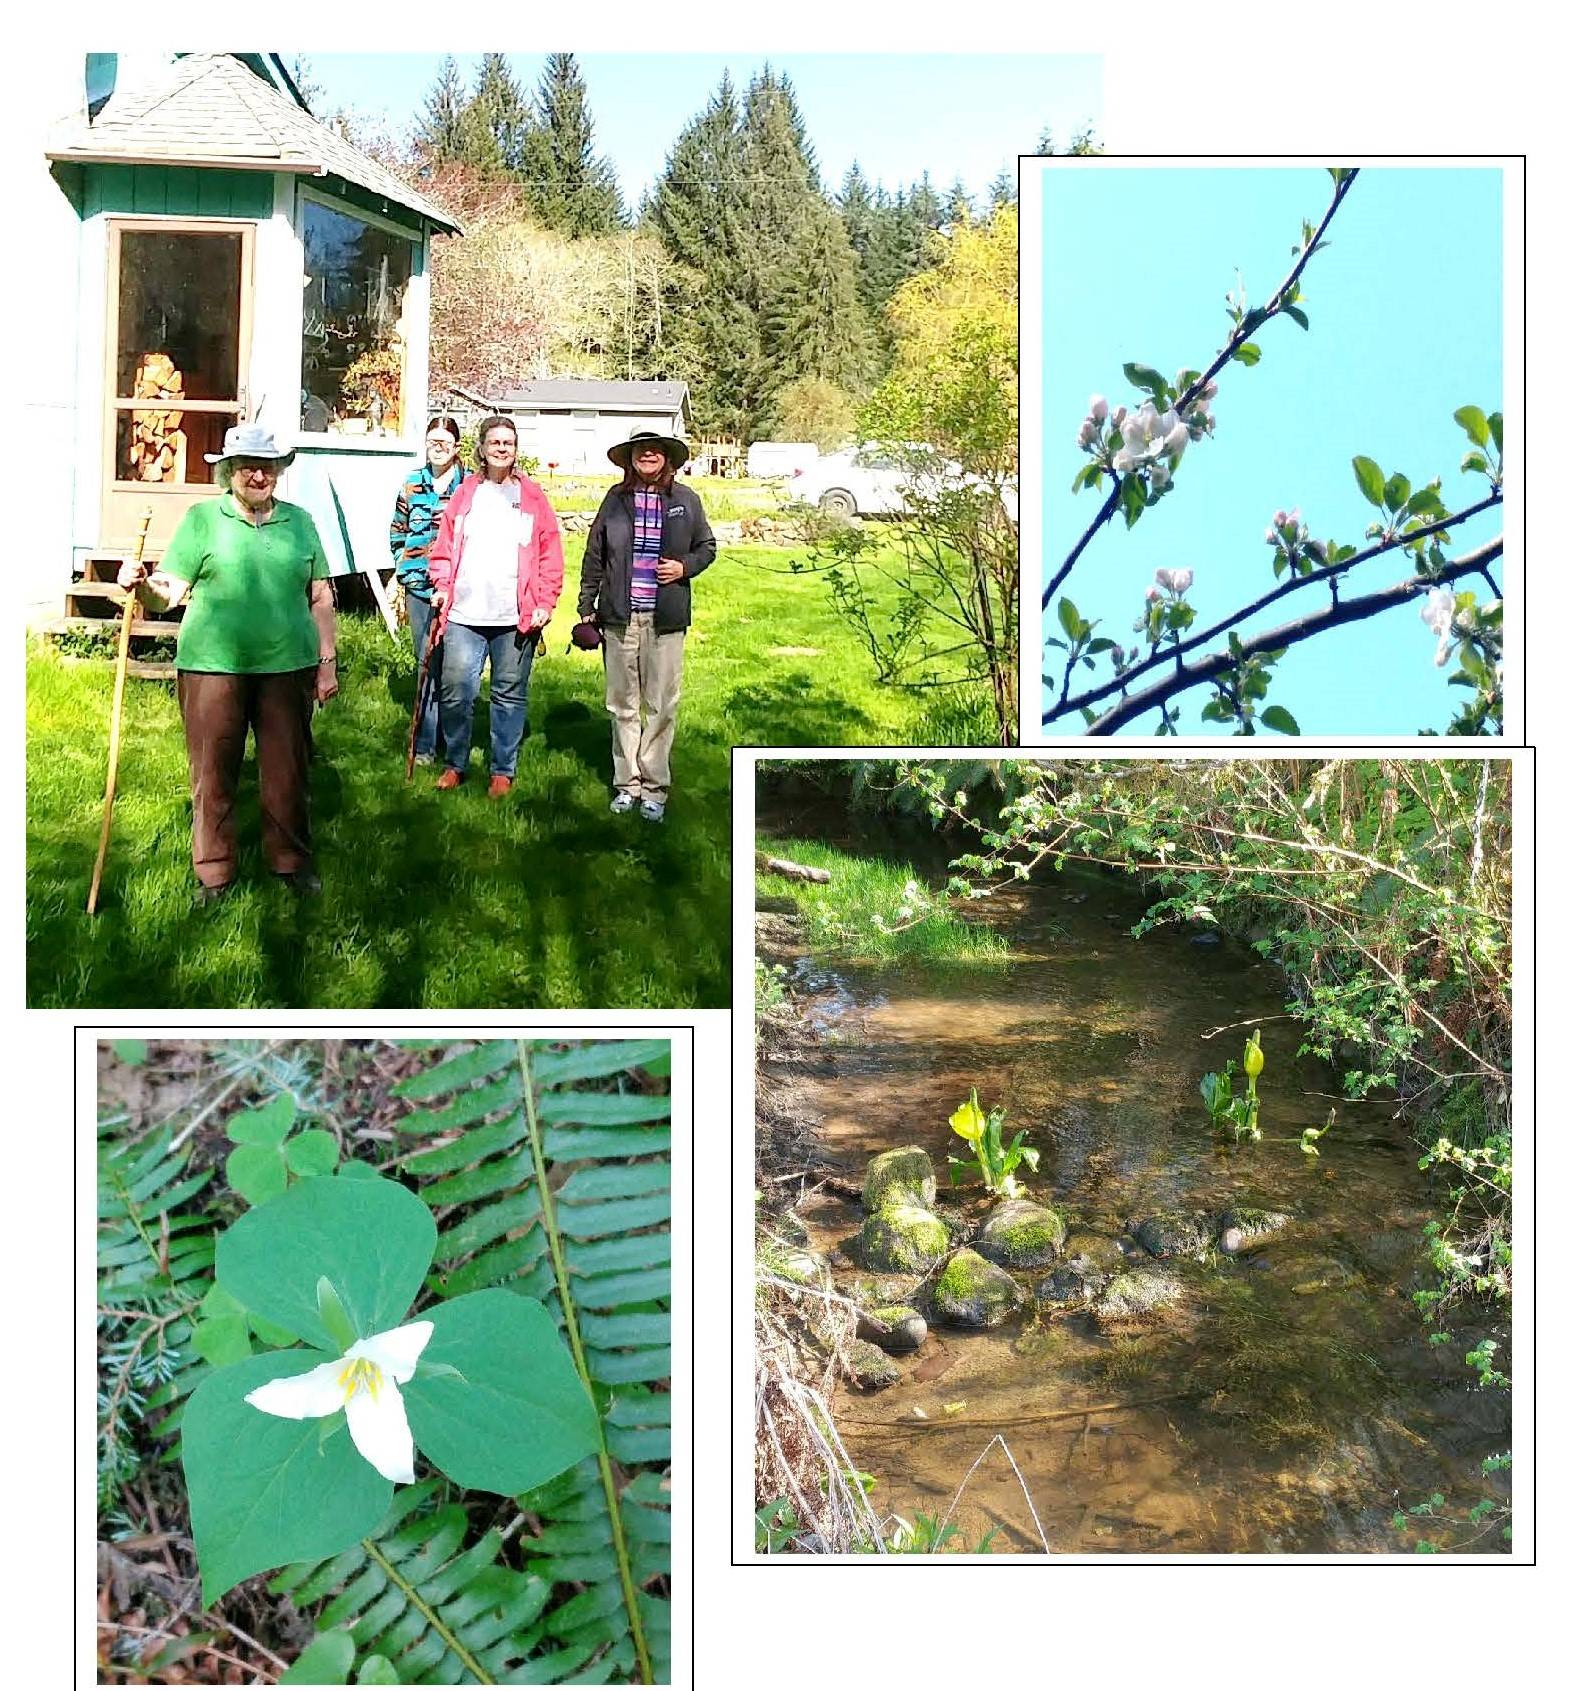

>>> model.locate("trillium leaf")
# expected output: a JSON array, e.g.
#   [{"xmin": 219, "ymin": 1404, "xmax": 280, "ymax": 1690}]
[
  {"xmin": 227, "ymin": 1094, "xmax": 297, "ymax": 1147},
  {"xmin": 402, "ymin": 1289, "xmax": 600, "ymax": 1495},
  {"xmin": 183, "ymin": 1350, "xmax": 392, "ymax": 1604},
  {"xmin": 226, "ymin": 1143, "xmax": 288, "ymax": 1207},
  {"xmin": 286, "ymin": 1128, "xmax": 340, "ymax": 1177},
  {"xmin": 217, "ymin": 1176, "xmax": 437, "ymax": 1349},
  {"xmin": 192, "ymin": 1316, "xmax": 253, "ymax": 1367}
]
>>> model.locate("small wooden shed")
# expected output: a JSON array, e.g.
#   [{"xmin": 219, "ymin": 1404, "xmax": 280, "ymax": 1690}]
[{"xmin": 34, "ymin": 52, "xmax": 460, "ymax": 624}]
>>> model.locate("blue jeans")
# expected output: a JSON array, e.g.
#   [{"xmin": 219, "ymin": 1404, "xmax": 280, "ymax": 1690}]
[
  {"xmin": 406, "ymin": 593, "xmax": 443, "ymax": 759},
  {"xmin": 438, "ymin": 622, "xmax": 537, "ymax": 778}
]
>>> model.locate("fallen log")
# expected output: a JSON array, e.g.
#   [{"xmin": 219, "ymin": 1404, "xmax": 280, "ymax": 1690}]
[{"xmin": 757, "ymin": 852, "xmax": 831, "ymax": 884}]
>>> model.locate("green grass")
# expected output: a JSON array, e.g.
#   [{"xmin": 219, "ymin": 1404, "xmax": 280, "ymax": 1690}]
[
  {"xmin": 30, "ymin": 538, "xmax": 985, "ymax": 1008},
  {"xmin": 538, "ymin": 473, "xmax": 786, "ymax": 520},
  {"xmin": 756, "ymin": 837, "xmax": 1008, "ymax": 964}
]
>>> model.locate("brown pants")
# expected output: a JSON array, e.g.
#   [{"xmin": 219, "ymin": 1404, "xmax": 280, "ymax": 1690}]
[{"xmin": 177, "ymin": 669, "xmax": 315, "ymax": 887}]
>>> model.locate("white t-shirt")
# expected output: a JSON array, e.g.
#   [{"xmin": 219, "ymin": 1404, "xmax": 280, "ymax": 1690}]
[{"xmin": 451, "ymin": 479, "xmax": 532, "ymax": 627}]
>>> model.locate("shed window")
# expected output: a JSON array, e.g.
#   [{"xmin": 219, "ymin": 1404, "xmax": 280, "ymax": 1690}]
[{"xmin": 299, "ymin": 198, "xmax": 415, "ymax": 437}]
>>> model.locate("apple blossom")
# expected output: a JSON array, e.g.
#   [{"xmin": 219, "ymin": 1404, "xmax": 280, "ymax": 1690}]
[
  {"xmin": 244, "ymin": 1319, "xmax": 434, "ymax": 1484},
  {"xmin": 1149, "ymin": 463, "xmax": 1171, "ymax": 491},
  {"xmin": 1089, "ymin": 395, "xmax": 1108, "ymax": 424},
  {"xmin": 1420, "ymin": 588, "xmax": 1456, "ymax": 666},
  {"xmin": 1111, "ymin": 405, "xmax": 1127, "ymax": 430},
  {"xmin": 1155, "ymin": 567, "xmax": 1194, "ymax": 596},
  {"xmin": 1077, "ymin": 418, "xmax": 1097, "ymax": 449}
]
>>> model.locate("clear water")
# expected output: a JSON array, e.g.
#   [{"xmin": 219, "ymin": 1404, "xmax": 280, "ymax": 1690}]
[{"xmin": 785, "ymin": 863, "xmax": 1509, "ymax": 1554}]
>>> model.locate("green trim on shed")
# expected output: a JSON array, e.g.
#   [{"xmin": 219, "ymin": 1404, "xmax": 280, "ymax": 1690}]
[{"xmin": 82, "ymin": 165, "xmax": 275, "ymax": 220}]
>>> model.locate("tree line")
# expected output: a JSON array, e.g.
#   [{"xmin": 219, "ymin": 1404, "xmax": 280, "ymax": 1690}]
[{"xmin": 340, "ymin": 51, "xmax": 1094, "ymax": 441}]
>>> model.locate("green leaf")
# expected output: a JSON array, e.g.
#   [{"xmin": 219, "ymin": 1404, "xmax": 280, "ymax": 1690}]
[
  {"xmin": 1460, "ymin": 450, "xmax": 1491, "ymax": 475},
  {"xmin": 1282, "ymin": 304, "xmax": 1310, "ymax": 330},
  {"xmin": 316, "ymin": 1276, "xmax": 358, "ymax": 1354},
  {"xmin": 1260, "ymin": 705, "xmax": 1301, "ymax": 735},
  {"xmin": 184, "ymin": 1353, "xmax": 392, "ymax": 1603},
  {"xmin": 111, "ymin": 1039, "xmax": 148, "ymax": 1066},
  {"xmin": 1057, "ymin": 597, "xmax": 1083, "ymax": 641},
  {"xmin": 402, "ymin": 1290, "xmax": 600, "ymax": 1495},
  {"xmin": 1454, "ymin": 405, "xmax": 1490, "ymax": 448},
  {"xmin": 192, "ymin": 1316, "xmax": 253, "ymax": 1367},
  {"xmin": 1232, "ymin": 342, "xmax": 1262, "ymax": 366},
  {"xmin": 1488, "ymin": 412, "xmax": 1503, "ymax": 452},
  {"xmin": 1122, "ymin": 361, "xmax": 1167, "ymax": 397},
  {"xmin": 217, "ymin": 1177, "xmax": 437, "ymax": 1350},
  {"xmin": 336, "ymin": 1160, "xmax": 381, "ymax": 1181},
  {"xmin": 1085, "ymin": 638, "xmax": 1116, "ymax": 654},
  {"xmin": 227, "ymin": 1094, "xmax": 297, "ymax": 1147},
  {"xmin": 1405, "ymin": 488, "xmax": 1445, "ymax": 518},
  {"xmin": 1119, "ymin": 475, "xmax": 1146, "ymax": 529},
  {"xmin": 226, "ymin": 1143, "xmax": 288, "ymax": 1207},
  {"xmin": 279, "ymin": 1629, "xmax": 358, "ymax": 1685},
  {"xmin": 1383, "ymin": 473, "xmax": 1411, "ymax": 512},
  {"xmin": 356, "ymin": 1655, "xmax": 401, "ymax": 1685},
  {"xmin": 1352, "ymin": 455, "xmax": 1387, "ymax": 508},
  {"xmin": 286, "ymin": 1129, "xmax": 340, "ymax": 1177}
]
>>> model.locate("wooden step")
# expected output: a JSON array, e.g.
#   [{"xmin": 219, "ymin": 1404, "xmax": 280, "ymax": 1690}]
[
  {"xmin": 63, "ymin": 583, "xmax": 183, "ymax": 621},
  {"xmin": 126, "ymin": 659, "xmax": 177, "ymax": 681},
  {"xmin": 42, "ymin": 615, "xmax": 182, "ymax": 641}
]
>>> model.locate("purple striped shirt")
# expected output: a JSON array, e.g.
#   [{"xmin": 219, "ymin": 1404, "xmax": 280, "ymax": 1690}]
[{"xmin": 631, "ymin": 487, "xmax": 662, "ymax": 610}]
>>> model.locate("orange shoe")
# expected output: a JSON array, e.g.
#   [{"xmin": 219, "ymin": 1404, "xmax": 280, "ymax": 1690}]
[
  {"xmin": 435, "ymin": 767, "xmax": 463, "ymax": 791},
  {"xmin": 487, "ymin": 774, "xmax": 514, "ymax": 799}
]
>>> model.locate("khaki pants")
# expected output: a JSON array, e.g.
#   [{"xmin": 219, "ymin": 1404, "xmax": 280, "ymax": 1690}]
[
  {"xmin": 177, "ymin": 668, "xmax": 315, "ymax": 887},
  {"xmin": 602, "ymin": 614, "xmax": 685, "ymax": 802}
]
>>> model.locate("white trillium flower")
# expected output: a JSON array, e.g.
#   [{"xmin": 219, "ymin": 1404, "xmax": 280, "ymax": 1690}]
[{"xmin": 244, "ymin": 1319, "xmax": 434, "ymax": 1483}]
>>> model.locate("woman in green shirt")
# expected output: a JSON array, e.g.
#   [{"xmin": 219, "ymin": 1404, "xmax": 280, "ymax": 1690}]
[{"xmin": 118, "ymin": 425, "xmax": 338, "ymax": 902}]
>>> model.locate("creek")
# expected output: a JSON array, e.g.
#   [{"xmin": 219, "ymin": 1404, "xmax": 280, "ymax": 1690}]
[{"xmin": 778, "ymin": 853, "xmax": 1509, "ymax": 1554}]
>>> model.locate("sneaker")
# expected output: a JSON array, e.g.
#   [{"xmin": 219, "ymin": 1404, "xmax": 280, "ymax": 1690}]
[
  {"xmin": 487, "ymin": 774, "xmax": 514, "ymax": 799},
  {"xmin": 435, "ymin": 767, "xmax": 463, "ymax": 790},
  {"xmin": 639, "ymin": 799, "xmax": 666, "ymax": 824},
  {"xmin": 413, "ymin": 752, "xmax": 437, "ymax": 767},
  {"xmin": 276, "ymin": 869, "xmax": 323, "ymax": 896},
  {"xmin": 610, "ymin": 791, "xmax": 638, "ymax": 814},
  {"xmin": 196, "ymin": 880, "xmax": 235, "ymax": 905}
]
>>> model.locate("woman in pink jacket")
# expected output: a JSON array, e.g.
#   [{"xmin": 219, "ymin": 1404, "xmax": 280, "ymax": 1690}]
[{"xmin": 428, "ymin": 416, "xmax": 564, "ymax": 797}]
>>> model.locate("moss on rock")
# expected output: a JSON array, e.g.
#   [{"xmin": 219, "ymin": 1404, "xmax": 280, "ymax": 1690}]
[
  {"xmin": 1132, "ymin": 1211, "xmax": 1213, "ymax": 1260},
  {"xmin": 863, "ymin": 1146, "xmax": 938, "ymax": 1212},
  {"xmin": 975, "ymin": 1198, "xmax": 1068, "ymax": 1269},
  {"xmin": 858, "ymin": 1202, "xmax": 949, "ymax": 1273},
  {"xmin": 847, "ymin": 1339, "xmax": 902, "ymax": 1391},
  {"xmin": 1091, "ymin": 1268, "xmax": 1185, "ymax": 1329},
  {"xmin": 857, "ymin": 1303, "xmax": 928, "ymax": 1354},
  {"xmin": 932, "ymin": 1247, "xmax": 1025, "ymax": 1329}
]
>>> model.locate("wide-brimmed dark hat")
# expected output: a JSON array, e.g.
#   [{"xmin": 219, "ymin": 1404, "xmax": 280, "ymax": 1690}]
[{"xmin": 607, "ymin": 428, "xmax": 689, "ymax": 472}]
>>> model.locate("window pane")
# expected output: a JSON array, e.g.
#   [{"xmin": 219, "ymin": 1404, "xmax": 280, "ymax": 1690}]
[
  {"xmin": 117, "ymin": 232, "xmax": 242, "ymax": 402},
  {"xmin": 301, "ymin": 200, "xmax": 414, "ymax": 436},
  {"xmin": 115, "ymin": 409, "xmax": 234, "ymax": 485}
]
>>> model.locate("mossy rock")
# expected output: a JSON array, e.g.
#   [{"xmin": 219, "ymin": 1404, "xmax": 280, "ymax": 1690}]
[
  {"xmin": 763, "ymin": 1244, "xmax": 825, "ymax": 1286},
  {"xmin": 1216, "ymin": 1206, "xmax": 1291, "ymax": 1254},
  {"xmin": 858, "ymin": 1202, "xmax": 949, "ymax": 1273},
  {"xmin": 847, "ymin": 1339, "xmax": 902, "ymax": 1391},
  {"xmin": 863, "ymin": 1146, "xmax": 938, "ymax": 1212},
  {"xmin": 931, "ymin": 1247, "xmax": 1025, "ymax": 1330},
  {"xmin": 1132, "ymin": 1211, "xmax": 1213, "ymax": 1259},
  {"xmin": 1061, "ymin": 1229, "xmax": 1127, "ymax": 1272},
  {"xmin": 1091, "ymin": 1268, "xmax": 1185, "ymax": 1329},
  {"xmin": 857, "ymin": 1304, "xmax": 928, "ymax": 1354},
  {"xmin": 975, "ymin": 1198, "xmax": 1068, "ymax": 1269}
]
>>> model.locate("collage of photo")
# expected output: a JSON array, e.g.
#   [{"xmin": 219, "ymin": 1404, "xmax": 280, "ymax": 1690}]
[{"xmin": 20, "ymin": 37, "xmax": 1535, "ymax": 1691}]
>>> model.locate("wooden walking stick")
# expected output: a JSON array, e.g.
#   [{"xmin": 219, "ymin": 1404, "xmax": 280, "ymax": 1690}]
[
  {"xmin": 404, "ymin": 607, "xmax": 445, "ymax": 782},
  {"xmin": 87, "ymin": 509, "xmax": 153, "ymax": 915}
]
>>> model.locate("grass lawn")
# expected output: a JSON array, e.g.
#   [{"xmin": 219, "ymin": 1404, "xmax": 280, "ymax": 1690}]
[{"xmin": 29, "ymin": 537, "xmax": 990, "ymax": 1008}]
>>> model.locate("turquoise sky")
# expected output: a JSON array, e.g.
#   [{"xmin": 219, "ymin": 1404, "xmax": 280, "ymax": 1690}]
[
  {"xmin": 1039, "ymin": 166, "xmax": 1504, "ymax": 737},
  {"xmin": 308, "ymin": 52, "xmax": 1102, "ymax": 207}
]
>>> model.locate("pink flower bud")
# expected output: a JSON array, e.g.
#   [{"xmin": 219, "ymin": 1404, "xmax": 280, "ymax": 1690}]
[
  {"xmin": 1273, "ymin": 509, "xmax": 1289, "ymax": 528},
  {"xmin": 1145, "ymin": 585, "xmax": 1161, "ymax": 602},
  {"xmin": 1111, "ymin": 405, "xmax": 1126, "ymax": 430},
  {"xmin": 1077, "ymin": 418, "xmax": 1097, "ymax": 449},
  {"xmin": 1089, "ymin": 395, "xmax": 1108, "ymax": 424}
]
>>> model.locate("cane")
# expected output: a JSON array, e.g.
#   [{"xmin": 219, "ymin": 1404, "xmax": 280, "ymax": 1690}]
[
  {"xmin": 404, "ymin": 604, "xmax": 446, "ymax": 782},
  {"xmin": 86, "ymin": 509, "xmax": 153, "ymax": 916}
]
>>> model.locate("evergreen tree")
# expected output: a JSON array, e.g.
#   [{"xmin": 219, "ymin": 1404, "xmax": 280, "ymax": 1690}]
[
  {"xmin": 649, "ymin": 74, "xmax": 759, "ymax": 438},
  {"xmin": 416, "ymin": 56, "xmax": 467, "ymax": 163},
  {"xmin": 456, "ymin": 53, "xmax": 532, "ymax": 178},
  {"xmin": 522, "ymin": 53, "xmax": 626, "ymax": 236},
  {"xmin": 987, "ymin": 164, "xmax": 1017, "ymax": 210},
  {"xmin": 764, "ymin": 205, "xmax": 872, "ymax": 397},
  {"xmin": 838, "ymin": 162, "xmax": 877, "ymax": 263},
  {"xmin": 943, "ymin": 176, "xmax": 974, "ymax": 232}
]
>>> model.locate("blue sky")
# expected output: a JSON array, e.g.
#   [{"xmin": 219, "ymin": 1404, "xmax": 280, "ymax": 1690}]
[
  {"xmin": 1038, "ymin": 166, "xmax": 1504, "ymax": 737},
  {"xmin": 307, "ymin": 52, "xmax": 1101, "ymax": 207}
]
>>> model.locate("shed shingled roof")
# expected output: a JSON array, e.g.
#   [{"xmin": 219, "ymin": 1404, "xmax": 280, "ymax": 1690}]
[
  {"xmin": 476, "ymin": 380, "xmax": 692, "ymax": 412},
  {"xmin": 46, "ymin": 53, "xmax": 460, "ymax": 234}
]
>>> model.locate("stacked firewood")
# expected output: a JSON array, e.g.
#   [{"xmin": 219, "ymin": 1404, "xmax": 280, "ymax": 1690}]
[{"xmin": 127, "ymin": 354, "xmax": 187, "ymax": 483}]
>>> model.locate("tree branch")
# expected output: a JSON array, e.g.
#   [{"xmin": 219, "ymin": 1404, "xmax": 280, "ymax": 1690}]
[
  {"xmin": 1046, "ymin": 168, "xmax": 1361, "ymax": 611},
  {"xmin": 1084, "ymin": 538, "xmax": 1503, "ymax": 734},
  {"xmin": 1047, "ymin": 491, "xmax": 1503, "ymax": 726}
]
